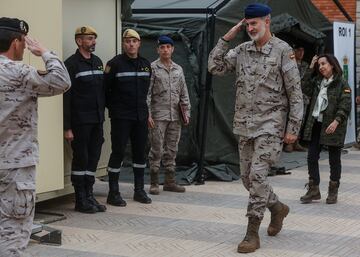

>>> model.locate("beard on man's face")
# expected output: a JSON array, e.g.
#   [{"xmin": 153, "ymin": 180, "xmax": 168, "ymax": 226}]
[{"xmin": 247, "ymin": 23, "xmax": 266, "ymax": 41}]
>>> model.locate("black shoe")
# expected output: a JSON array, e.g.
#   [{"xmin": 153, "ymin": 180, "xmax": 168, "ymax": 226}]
[
  {"xmin": 133, "ymin": 190, "xmax": 152, "ymax": 204},
  {"xmin": 88, "ymin": 196, "xmax": 107, "ymax": 212},
  {"xmin": 75, "ymin": 199, "xmax": 98, "ymax": 213},
  {"xmin": 107, "ymin": 191, "xmax": 127, "ymax": 207}
]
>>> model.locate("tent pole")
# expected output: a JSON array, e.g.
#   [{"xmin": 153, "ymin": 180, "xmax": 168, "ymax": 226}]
[
  {"xmin": 331, "ymin": 0, "xmax": 353, "ymax": 22},
  {"xmin": 196, "ymin": 9, "xmax": 216, "ymax": 185}
]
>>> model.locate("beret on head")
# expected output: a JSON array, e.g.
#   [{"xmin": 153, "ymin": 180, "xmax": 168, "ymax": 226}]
[
  {"xmin": 0, "ymin": 17, "xmax": 29, "ymax": 35},
  {"xmin": 123, "ymin": 29, "xmax": 140, "ymax": 41},
  {"xmin": 75, "ymin": 26, "xmax": 97, "ymax": 37},
  {"xmin": 158, "ymin": 35, "xmax": 174, "ymax": 46},
  {"xmin": 244, "ymin": 3, "xmax": 272, "ymax": 19}
]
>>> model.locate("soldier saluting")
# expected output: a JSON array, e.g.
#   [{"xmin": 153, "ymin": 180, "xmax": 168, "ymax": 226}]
[
  {"xmin": 0, "ymin": 17, "xmax": 70, "ymax": 257},
  {"xmin": 208, "ymin": 4, "xmax": 303, "ymax": 253}
]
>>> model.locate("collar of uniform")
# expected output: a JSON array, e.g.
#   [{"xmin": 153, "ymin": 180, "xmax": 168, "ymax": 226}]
[
  {"xmin": 155, "ymin": 58, "xmax": 176, "ymax": 70},
  {"xmin": 246, "ymin": 36, "xmax": 274, "ymax": 55},
  {"xmin": 75, "ymin": 49, "xmax": 93, "ymax": 62},
  {"xmin": 123, "ymin": 53, "xmax": 140, "ymax": 61}
]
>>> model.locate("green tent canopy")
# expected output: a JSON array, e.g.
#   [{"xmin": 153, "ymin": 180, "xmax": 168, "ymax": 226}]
[{"xmin": 123, "ymin": 0, "xmax": 331, "ymax": 182}]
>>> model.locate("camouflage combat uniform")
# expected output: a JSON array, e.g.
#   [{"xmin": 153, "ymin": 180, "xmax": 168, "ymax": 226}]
[
  {"xmin": 0, "ymin": 52, "xmax": 70, "ymax": 257},
  {"xmin": 147, "ymin": 59, "xmax": 190, "ymax": 172},
  {"xmin": 208, "ymin": 37, "xmax": 303, "ymax": 219}
]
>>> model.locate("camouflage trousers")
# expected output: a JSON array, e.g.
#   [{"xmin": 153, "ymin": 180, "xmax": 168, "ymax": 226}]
[
  {"xmin": 0, "ymin": 166, "xmax": 36, "ymax": 257},
  {"xmin": 238, "ymin": 135, "xmax": 283, "ymax": 219},
  {"xmin": 148, "ymin": 120, "xmax": 182, "ymax": 171}
]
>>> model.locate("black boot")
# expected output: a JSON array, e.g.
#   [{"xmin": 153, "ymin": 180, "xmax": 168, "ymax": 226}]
[
  {"xmin": 133, "ymin": 168, "xmax": 152, "ymax": 204},
  {"xmin": 107, "ymin": 171, "xmax": 127, "ymax": 207},
  {"xmin": 72, "ymin": 175, "xmax": 97, "ymax": 214},
  {"xmin": 85, "ymin": 175, "xmax": 106, "ymax": 212}
]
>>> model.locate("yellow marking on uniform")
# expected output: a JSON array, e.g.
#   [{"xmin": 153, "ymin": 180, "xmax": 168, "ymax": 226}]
[
  {"xmin": 144, "ymin": 67, "xmax": 150, "ymax": 72},
  {"xmin": 344, "ymin": 89, "xmax": 351, "ymax": 93},
  {"xmin": 289, "ymin": 54, "xmax": 295, "ymax": 59}
]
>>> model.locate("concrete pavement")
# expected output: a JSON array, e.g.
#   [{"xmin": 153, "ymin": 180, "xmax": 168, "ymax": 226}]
[{"xmin": 26, "ymin": 149, "xmax": 360, "ymax": 257}]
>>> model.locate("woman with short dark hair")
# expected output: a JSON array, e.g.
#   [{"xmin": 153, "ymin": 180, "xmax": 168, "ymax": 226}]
[{"xmin": 300, "ymin": 54, "xmax": 351, "ymax": 204}]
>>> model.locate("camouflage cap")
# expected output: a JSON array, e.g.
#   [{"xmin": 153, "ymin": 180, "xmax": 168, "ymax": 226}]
[
  {"xmin": 75, "ymin": 26, "xmax": 97, "ymax": 37},
  {"xmin": 123, "ymin": 29, "xmax": 140, "ymax": 41},
  {"xmin": 0, "ymin": 17, "xmax": 29, "ymax": 35}
]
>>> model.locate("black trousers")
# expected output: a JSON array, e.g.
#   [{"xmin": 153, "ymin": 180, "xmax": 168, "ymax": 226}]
[
  {"xmin": 108, "ymin": 119, "xmax": 148, "ymax": 169},
  {"xmin": 307, "ymin": 121, "xmax": 342, "ymax": 185},
  {"xmin": 70, "ymin": 123, "xmax": 104, "ymax": 183}
]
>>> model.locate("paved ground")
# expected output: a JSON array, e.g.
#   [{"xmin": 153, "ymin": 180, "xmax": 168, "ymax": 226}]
[{"xmin": 26, "ymin": 149, "xmax": 360, "ymax": 257}]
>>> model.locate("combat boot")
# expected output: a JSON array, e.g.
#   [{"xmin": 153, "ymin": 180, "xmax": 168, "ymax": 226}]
[
  {"xmin": 107, "ymin": 171, "xmax": 127, "ymax": 207},
  {"xmin": 293, "ymin": 141, "xmax": 306, "ymax": 152},
  {"xmin": 163, "ymin": 168, "xmax": 185, "ymax": 193},
  {"xmin": 149, "ymin": 169, "xmax": 160, "ymax": 195},
  {"xmin": 85, "ymin": 175, "xmax": 106, "ymax": 212},
  {"xmin": 300, "ymin": 179, "xmax": 321, "ymax": 204},
  {"xmin": 237, "ymin": 217, "xmax": 261, "ymax": 253},
  {"xmin": 74, "ymin": 185, "xmax": 97, "ymax": 213},
  {"xmin": 267, "ymin": 201, "xmax": 289, "ymax": 236},
  {"xmin": 72, "ymin": 175, "xmax": 97, "ymax": 213},
  {"xmin": 133, "ymin": 169, "xmax": 152, "ymax": 204},
  {"xmin": 326, "ymin": 180, "xmax": 339, "ymax": 204}
]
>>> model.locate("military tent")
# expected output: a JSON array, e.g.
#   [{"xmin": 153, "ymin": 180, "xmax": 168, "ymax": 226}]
[{"xmin": 122, "ymin": 0, "xmax": 332, "ymax": 183}]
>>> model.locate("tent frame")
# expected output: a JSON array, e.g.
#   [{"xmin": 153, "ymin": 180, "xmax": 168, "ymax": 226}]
[{"xmin": 132, "ymin": 0, "xmax": 231, "ymax": 184}]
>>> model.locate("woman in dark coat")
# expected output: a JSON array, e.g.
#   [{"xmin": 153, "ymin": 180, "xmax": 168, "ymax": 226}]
[{"xmin": 300, "ymin": 54, "xmax": 352, "ymax": 204}]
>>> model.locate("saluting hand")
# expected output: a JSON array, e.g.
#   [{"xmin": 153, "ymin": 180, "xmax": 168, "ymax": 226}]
[
  {"xmin": 25, "ymin": 36, "xmax": 48, "ymax": 56},
  {"xmin": 223, "ymin": 18, "xmax": 246, "ymax": 42}
]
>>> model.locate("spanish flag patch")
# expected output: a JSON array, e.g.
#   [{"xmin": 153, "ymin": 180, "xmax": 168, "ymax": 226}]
[{"xmin": 344, "ymin": 88, "xmax": 351, "ymax": 93}]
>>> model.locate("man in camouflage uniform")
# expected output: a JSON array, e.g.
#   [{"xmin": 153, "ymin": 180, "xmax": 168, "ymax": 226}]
[
  {"xmin": 284, "ymin": 44, "xmax": 309, "ymax": 152},
  {"xmin": 0, "ymin": 18, "xmax": 70, "ymax": 257},
  {"xmin": 147, "ymin": 35, "xmax": 191, "ymax": 195},
  {"xmin": 208, "ymin": 4, "xmax": 303, "ymax": 253}
]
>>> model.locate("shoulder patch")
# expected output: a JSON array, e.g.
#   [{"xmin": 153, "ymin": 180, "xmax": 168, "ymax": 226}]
[
  {"xmin": 344, "ymin": 88, "xmax": 351, "ymax": 93},
  {"xmin": 104, "ymin": 65, "xmax": 111, "ymax": 73},
  {"xmin": 37, "ymin": 70, "xmax": 49, "ymax": 76}
]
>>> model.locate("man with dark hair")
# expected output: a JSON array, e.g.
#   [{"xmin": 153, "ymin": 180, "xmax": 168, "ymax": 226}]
[
  {"xmin": 105, "ymin": 29, "xmax": 152, "ymax": 206},
  {"xmin": 147, "ymin": 35, "xmax": 191, "ymax": 195},
  {"xmin": 0, "ymin": 17, "xmax": 70, "ymax": 257},
  {"xmin": 63, "ymin": 26, "xmax": 106, "ymax": 213},
  {"xmin": 208, "ymin": 3, "xmax": 303, "ymax": 253}
]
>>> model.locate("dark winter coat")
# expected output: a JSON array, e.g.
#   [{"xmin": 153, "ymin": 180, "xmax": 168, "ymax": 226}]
[{"xmin": 302, "ymin": 70, "xmax": 352, "ymax": 147}]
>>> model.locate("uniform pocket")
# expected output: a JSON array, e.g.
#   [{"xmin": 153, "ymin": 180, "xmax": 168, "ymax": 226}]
[
  {"xmin": 14, "ymin": 182, "xmax": 35, "ymax": 219},
  {"xmin": 0, "ymin": 181, "xmax": 35, "ymax": 219}
]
